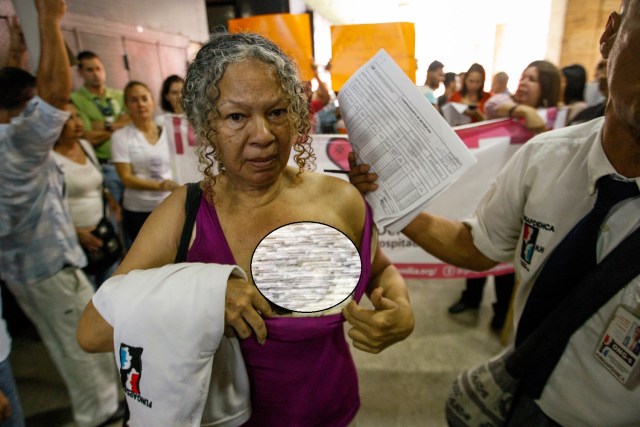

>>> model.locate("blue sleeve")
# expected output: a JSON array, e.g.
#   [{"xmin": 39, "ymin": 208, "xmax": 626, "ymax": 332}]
[{"xmin": 2, "ymin": 97, "xmax": 70, "ymax": 170}]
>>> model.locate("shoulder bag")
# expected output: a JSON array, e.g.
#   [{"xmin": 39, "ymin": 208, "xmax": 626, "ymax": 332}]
[{"xmin": 78, "ymin": 142, "xmax": 124, "ymax": 275}]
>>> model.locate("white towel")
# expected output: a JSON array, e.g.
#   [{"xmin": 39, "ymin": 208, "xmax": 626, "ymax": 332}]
[{"xmin": 93, "ymin": 262, "xmax": 251, "ymax": 427}]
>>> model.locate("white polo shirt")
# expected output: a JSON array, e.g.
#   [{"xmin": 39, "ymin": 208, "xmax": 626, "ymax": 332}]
[{"xmin": 464, "ymin": 117, "xmax": 640, "ymax": 426}]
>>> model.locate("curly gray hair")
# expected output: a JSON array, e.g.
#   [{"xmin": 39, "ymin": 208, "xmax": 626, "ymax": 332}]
[{"xmin": 182, "ymin": 32, "xmax": 315, "ymax": 186}]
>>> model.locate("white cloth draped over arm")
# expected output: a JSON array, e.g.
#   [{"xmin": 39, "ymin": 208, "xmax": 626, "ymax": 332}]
[{"xmin": 92, "ymin": 262, "xmax": 251, "ymax": 427}]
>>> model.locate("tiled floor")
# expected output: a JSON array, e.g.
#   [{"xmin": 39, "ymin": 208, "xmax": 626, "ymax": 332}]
[{"xmin": 9, "ymin": 277, "xmax": 506, "ymax": 426}]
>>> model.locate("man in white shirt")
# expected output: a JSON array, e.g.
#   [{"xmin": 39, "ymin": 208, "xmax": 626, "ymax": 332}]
[{"xmin": 349, "ymin": 0, "xmax": 640, "ymax": 424}]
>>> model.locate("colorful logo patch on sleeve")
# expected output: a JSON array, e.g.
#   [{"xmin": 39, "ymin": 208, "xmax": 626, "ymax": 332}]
[{"xmin": 119, "ymin": 343, "xmax": 152, "ymax": 408}]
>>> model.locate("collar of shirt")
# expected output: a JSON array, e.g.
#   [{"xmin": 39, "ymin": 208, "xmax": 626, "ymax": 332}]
[{"xmin": 587, "ymin": 121, "xmax": 640, "ymax": 194}]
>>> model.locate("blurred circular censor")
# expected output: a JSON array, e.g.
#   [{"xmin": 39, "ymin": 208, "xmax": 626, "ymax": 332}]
[{"xmin": 251, "ymin": 222, "xmax": 362, "ymax": 313}]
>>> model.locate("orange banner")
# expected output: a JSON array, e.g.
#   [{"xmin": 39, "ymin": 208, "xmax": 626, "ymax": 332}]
[
  {"xmin": 228, "ymin": 14, "xmax": 314, "ymax": 81},
  {"xmin": 330, "ymin": 22, "xmax": 416, "ymax": 91}
]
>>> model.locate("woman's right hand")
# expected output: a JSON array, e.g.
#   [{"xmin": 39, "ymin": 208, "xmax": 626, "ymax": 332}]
[
  {"xmin": 523, "ymin": 110, "xmax": 547, "ymax": 133},
  {"xmin": 159, "ymin": 179, "xmax": 180, "ymax": 191},
  {"xmin": 224, "ymin": 275, "xmax": 273, "ymax": 344},
  {"xmin": 76, "ymin": 227, "xmax": 103, "ymax": 253},
  {"xmin": 514, "ymin": 105, "xmax": 548, "ymax": 133}
]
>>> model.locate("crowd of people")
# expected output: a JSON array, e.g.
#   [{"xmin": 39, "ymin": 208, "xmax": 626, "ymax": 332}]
[
  {"xmin": 0, "ymin": 0, "xmax": 638, "ymax": 425},
  {"xmin": 348, "ymin": 0, "xmax": 640, "ymax": 425}
]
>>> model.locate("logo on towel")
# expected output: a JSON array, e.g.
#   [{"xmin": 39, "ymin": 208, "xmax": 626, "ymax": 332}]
[{"xmin": 119, "ymin": 343, "xmax": 152, "ymax": 408}]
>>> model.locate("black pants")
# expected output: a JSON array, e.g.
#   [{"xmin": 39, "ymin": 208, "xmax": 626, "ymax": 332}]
[
  {"xmin": 122, "ymin": 209, "xmax": 152, "ymax": 249},
  {"xmin": 461, "ymin": 273, "xmax": 515, "ymax": 319}
]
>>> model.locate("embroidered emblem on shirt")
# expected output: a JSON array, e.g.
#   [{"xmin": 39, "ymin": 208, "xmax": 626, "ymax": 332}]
[
  {"xmin": 521, "ymin": 223, "xmax": 539, "ymax": 265},
  {"xmin": 120, "ymin": 343, "xmax": 152, "ymax": 408},
  {"xmin": 520, "ymin": 215, "xmax": 553, "ymax": 270}
]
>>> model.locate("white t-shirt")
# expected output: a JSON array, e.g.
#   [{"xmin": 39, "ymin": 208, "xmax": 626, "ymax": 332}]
[
  {"xmin": 53, "ymin": 139, "xmax": 103, "ymax": 228},
  {"xmin": 93, "ymin": 263, "xmax": 251, "ymax": 426},
  {"xmin": 464, "ymin": 117, "xmax": 640, "ymax": 426},
  {"xmin": 111, "ymin": 124, "xmax": 172, "ymax": 212}
]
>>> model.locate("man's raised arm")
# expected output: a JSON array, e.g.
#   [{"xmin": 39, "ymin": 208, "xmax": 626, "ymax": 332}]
[{"xmin": 35, "ymin": 0, "xmax": 70, "ymax": 109}]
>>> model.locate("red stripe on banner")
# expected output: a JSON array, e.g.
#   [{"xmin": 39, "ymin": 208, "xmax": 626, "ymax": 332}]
[
  {"xmin": 187, "ymin": 123, "xmax": 196, "ymax": 147},
  {"xmin": 394, "ymin": 262, "xmax": 514, "ymax": 279},
  {"xmin": 172, "ymin": 116, "xmax": 184, "ymax": 155},
  {"xmin": 454, "ymin": 118, "xmax": 534, "ymax": 149}
]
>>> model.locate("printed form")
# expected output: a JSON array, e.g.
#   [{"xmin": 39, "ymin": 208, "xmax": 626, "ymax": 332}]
[{"xmin": 338, "ymin": 49, "xmax": 476, "ymax": 232}]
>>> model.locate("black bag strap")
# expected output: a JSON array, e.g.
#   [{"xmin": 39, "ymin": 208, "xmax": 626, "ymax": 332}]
[
  {"xmin": 77, "ymin": 141, "xmax": 108, "ymax": 218},
  {"xmin": 174, "ymin": 182, "xmax": 203, "ymax": 263},
  {"xmin": 507, "ymin": 224, "xmax": 640, "ymax": 397}
]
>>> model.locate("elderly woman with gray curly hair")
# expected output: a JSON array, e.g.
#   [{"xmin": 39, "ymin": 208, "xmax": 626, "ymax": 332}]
[{"xmin": 77, "ymin": 32, "xmax": 414, "ymax": 425}]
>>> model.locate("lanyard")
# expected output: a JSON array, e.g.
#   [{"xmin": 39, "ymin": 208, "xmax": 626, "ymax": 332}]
[{"xmin": 92, "ymin": 96, "xmax": 114, "ymax": 117}]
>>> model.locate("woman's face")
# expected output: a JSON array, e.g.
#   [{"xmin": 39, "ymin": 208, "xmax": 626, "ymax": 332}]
[
  {"xmin": 465, "ymin": 71, "xmax": 484, "ymax": 94},
  {"xmin": 60, "ymin": 103, "xmax": 84, "ymax": 140},
  {"xmin": 214, "ymin": 59, "xmax": 293, "ymax": 188},
  {"xmin": 166, "ymin": 81, "xmax": 184, "ymax": 113},
  {"xmin": 126, "ymin": 84, "xmax": 155, "ymax": 121},
  {"xmin": 514, "ymin": 66, "xmax": 542, "ymax": 107}
]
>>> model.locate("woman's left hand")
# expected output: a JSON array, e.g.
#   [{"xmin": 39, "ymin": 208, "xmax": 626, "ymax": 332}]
[
  {"xmin": 77, "ymin": 227, "xmax": 103, "ymax": 253},
  {"xmin": 343, "ymin": 287, "xmax": 414, "ymax": 354},
  {"xmin": 464, "ymin": 108, "xmax": 485, "ymax": 121}
]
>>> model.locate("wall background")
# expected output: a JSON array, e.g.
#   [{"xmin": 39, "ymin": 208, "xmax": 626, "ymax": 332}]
[
  {"xmin": 0, "ymin": 0, "xmax": 624, "ymax": 99},
  {"xmin": 561, "ymin": 0, "xmax": 620, "ymax": 78}
]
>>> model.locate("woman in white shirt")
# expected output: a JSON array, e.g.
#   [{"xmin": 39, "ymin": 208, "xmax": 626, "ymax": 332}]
[
  {"xmin": 155, "ymin": 74, "xmax": 185, "ymax": 126},
  {"xmin": 154, "ymin": 75, "xmax": 203, "ymax": 184},
  {"xmin": 111, "ymin": 81, "xmax": 179, "ymax": 246},
  {"xmin": 53, "ymin": 103, "xmax": 122, "ymax": 287}
]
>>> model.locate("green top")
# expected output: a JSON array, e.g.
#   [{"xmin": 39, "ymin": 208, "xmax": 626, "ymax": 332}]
[{"xmin": 70, "ymin": 86, "xmax": 125, "ymax": 160}]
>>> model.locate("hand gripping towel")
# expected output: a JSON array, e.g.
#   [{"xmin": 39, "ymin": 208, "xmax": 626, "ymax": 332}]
[{"xmin": 93, "ymin": 262, "xmax": 251, "ymax": 427}]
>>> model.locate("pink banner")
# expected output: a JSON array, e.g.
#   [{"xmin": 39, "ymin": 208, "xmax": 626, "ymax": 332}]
[
  {"xmin": 454, "ymin": 118, "xmax": 534, "ymax": 148},
  {"xmin": 312, "ymin": 118, "xmax": 535, "ymax": 279},
  {"xmin": 394, "ymin": 263, "xmax": 516, "ymax": 279}
]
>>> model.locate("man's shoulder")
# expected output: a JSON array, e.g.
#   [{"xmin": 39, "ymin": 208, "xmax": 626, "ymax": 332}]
[
  {"xmin": 2, "ymin": 97, "xmax": 69, "ymax": 154},
  {"xmin": 529, "ymin": 117, "xmax": 603, "ymax": 146},
  {"xmin": 105, "ymin": 87, "xmax": 124, "ymax": 103},
  {"xmin": 71, "ymin": 87, "xmax": 92, "ymax": 106},
  {"xmin": 71, "ymin": 86, "xmax": 88, "ymax": 97},
  {"xmin": 513, "ymin": 118, "xmax": 603, "ymax": 169},
  {"xmin": 20, "ymin": 96, "xmax": 69, "ymax": 123}
]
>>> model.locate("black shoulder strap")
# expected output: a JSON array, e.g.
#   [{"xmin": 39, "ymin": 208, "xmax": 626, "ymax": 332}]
[
  {"xmin": 77, "ymin": 141, "xmax": 108, "ymax": 217},
  {"xmin": 174, "ymin": 182, "xmax": 203, "ymax": 263}
]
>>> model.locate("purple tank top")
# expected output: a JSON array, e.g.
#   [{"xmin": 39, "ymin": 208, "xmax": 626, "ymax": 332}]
[{"xmin": 186, "ymin": 194, "xmax": 373, "ymax": 426}]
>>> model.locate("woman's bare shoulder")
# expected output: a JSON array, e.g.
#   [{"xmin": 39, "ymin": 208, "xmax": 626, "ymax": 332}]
[
  {"xmin": 297, "ymin": 170, "xmax": 366, "ymax": 235},
  {"xmin": 302, "ymin": 170, "xmax": 363, "ymax": 203}
]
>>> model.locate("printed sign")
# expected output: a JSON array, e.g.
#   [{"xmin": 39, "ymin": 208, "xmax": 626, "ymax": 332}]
[{"xmin": 228, "ymin": 13, "xmax": 314, "ymax": 81}]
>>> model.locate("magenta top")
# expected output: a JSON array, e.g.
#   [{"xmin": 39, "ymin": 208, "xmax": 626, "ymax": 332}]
[{"xmin": 186, "ymin": 193, "xmax": 374, "ymax": 426}]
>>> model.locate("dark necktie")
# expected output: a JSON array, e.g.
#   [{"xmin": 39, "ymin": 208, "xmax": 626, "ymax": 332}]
[{"xmin": 516, "ymin": 174, "xmax": 640, "ymax": 346}]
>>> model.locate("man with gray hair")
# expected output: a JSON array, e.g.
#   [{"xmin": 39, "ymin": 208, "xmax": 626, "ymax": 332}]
[{"xmin": 491, "ymin": 71, "xmax": 510, "ymax": 95}]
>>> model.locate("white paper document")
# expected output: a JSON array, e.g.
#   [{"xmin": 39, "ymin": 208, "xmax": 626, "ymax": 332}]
[{"xmin": 338, "ymin": 49, "xmax": 476, "ymax": 232}]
